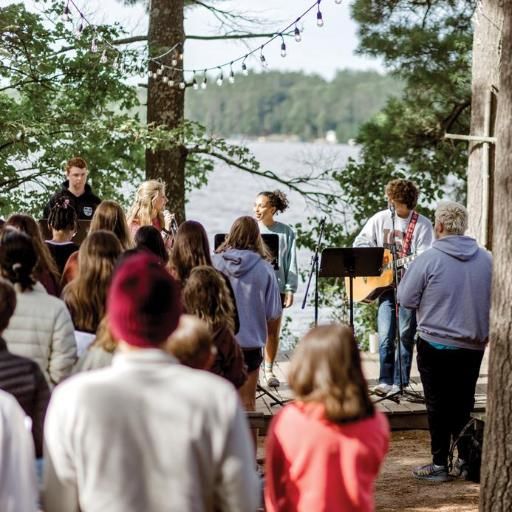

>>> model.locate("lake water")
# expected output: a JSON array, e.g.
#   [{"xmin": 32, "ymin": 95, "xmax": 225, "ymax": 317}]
[{"xmin": 185, "ymin": 140, "xmax": 360, "ymax": 348}]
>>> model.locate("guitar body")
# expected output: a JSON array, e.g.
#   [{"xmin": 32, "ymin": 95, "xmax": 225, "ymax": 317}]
[{"xmin": 345, "ymin": 249, "xmax": 398, "ymax": 304}]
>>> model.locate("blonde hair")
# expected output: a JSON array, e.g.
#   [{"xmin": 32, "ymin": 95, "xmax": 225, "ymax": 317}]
[
  {"xmin": 182, "ymin": 266, "xmax": 235, "ymax": 333},
  {"xmin": 216, "ymin": 216, "xmax": 271, "ymax": 260},
  {"xmin": 62, "ymin": 230, "xmax": 122, "ymax": 333},
  {"xmin": 288, "ymin": 324, "xmax": 374, "ymax": 424},
  {"xmin": 90, "ymin": 200, "xmax": 133, "ymax": 251},
  {"xmin": 167, "ymin": 315, "xmax": 214, "ymax": 369},
  {"xmin": 435, "ymin": 201, "xmax": 468, "ymax": 235},
  {"xmin": 127, "ymin": 180, "xmax": 166, "ymax": 229},
  {"xmin": 91, "ymin": 315, "xmax": 117, "ymax": 353}
]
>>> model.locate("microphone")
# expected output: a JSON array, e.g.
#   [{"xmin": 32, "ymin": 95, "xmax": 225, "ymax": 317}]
[{"xmin": 163, "ymin": 210, "xmax": 177, "ymax": 234}]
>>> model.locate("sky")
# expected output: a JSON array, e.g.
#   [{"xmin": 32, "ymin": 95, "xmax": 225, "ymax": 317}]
[{"xmin": 17, "ymin": 0, "xmax": 385, "ymax": 80}]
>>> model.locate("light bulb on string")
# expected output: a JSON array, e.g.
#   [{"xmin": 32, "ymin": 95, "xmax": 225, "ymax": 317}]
[
  {"xmin": 260, "ymin": 46, "xmax": 267, "ymax": 68},
  {"xmin": 216, "ymin": 67, "xmax": 223, "ymax": 86},
  {"xmin": 294, "ymin": 23, "xmax": 302, "ymax": 42},
  {"xmin": 192, "ymin": 71, "xmax": 199, "ymax": 90},
  {"xmin": 61, "ymin": 3, "xmax": 71, "ymax": 22},
  {"xmin": 157, "ymin": 65, "xmax": 164, "ymax": 75},
  {"xmin": 229, "ymin": 62, "xmax": 235, "ymax": 84},
  {"xmin": 280, "ymin": 35, "xmax": 287, "ymax": 57},
  {"xmin": 99, "ymin": 50, "xmax": 108, "ymax": 64},
  {"xmin": 75, "ymin": 18, "xmax": 84, "ymax": 39},
  {"xmin": 179, "ymin": 81, "xmax": 186, "ymax": 89},
  {"xmin": 316, "ymin": 1, "xmax": 324, "ymax": 27},
  {"xmin": 241, "ymin": 57, "xmax": 249, "ymax": 76},
  {"xmin": 168, "ymin": 79, "xmax": 175, "ymax": 87},
  {"xmin": 171, "ymin": 58, "xmax": 178, "ymax": 67},
  {"xmin": 90, "ymin": 38, "xmax": 98, "ymax": 53},
  {"xmin": 162, "ymin": 75, "xmax": 168, "ymax": 83},
  {"xmin": 201, "ymin": 70, "xmax": 208, "ymax": 89},
  {"xmin": 112, "ymin": 56, "xmax": 119, "ymax": 70}
]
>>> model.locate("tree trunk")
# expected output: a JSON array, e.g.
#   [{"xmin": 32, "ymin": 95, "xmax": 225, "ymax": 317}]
[
  {"xmin": 146, "ymin": 0, "xmax": 187, "ymax": 222},
  {"xmin": 466, "ymin": 0, "xmax": 503, "ymax": 249},
  {"xmin": 479, "ymin": 2, "xmax": 512, "ymax": 510}
]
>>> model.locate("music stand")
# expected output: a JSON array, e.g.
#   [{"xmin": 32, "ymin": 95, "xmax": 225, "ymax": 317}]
[
  {"xmin": 319, "ymin": 247, "xmax": 384, "ymax": 331},
  {"xmin": 214, "ymin": 233, "xmax": 280, "ymax": 270}
]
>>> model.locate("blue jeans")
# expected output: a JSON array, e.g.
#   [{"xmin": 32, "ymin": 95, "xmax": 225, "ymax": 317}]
[{"xmin": 377, "ymin": 290, "xmax": 417, "ymax": 386}]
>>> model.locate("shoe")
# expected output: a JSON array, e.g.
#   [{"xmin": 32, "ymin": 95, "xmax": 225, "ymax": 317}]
[
  {"xmin": 450, "ymin": 458, "xmax": 469, "ymax": 479},
  {"xmin": 264, "ymin": 364, "xmax": 280, "ymax": 388},
  {"xmin": 265, "ymin": 373, "xmax": 280, "ymax": 388},
  {"xmin": 413, "ymin": 463, "xmax": 450, "ymax": 482},
  {"xmin": 387, "ymin": 384, "xmax": 400, "ymax": 396},
  {"xmin": 373, "ymin": 383, "xmax": 392, "ymax": 396}
]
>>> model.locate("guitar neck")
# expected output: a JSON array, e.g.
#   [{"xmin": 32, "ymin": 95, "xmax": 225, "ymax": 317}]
[{"xmin": 383, "ymin": 253, "xmax": 415, "ymax": 270}]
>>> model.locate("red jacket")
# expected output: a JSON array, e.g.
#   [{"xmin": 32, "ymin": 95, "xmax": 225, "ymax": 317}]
[{"xmin": 265, "ymin": 402, "xmax": 389, "ymax": 512}]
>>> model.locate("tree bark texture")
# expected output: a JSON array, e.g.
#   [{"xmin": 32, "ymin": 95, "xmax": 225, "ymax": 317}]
[
  {"xmin": 146, "ymin": 0, "xmax": 187, "ymax": 222},
  {"xmin": 479, "ymin": 1, "xmax": 512, "ymax": 510},
  {"xmin": 467, "ymin": 0, "xmax": 503, "ymax": 249}
]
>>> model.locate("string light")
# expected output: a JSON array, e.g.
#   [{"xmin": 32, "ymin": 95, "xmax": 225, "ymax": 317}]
[
  {"xmin": 60, "ymin": 0, "xmax": 337, "ymax": 90},
  {"xmin": 280, "ymin": 35, "xmax": 287, "ymax": 57},
  {"xmin": 294, "ymin": 23, "xmax": 302, "ymax": 42},
  {"xmin": 216, "ymin": 67, "xmax": 223, "ymax": 86},
  {"xmin": 316, "ymin": 1, "xmax": 324, "ymax": 27}
]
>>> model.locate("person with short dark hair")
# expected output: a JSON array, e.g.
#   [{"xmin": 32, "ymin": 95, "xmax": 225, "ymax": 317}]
[
  {"xmin": 0, "ymin": 278, "xmax": 50, "ymax": 458},
  {"xmin": 254, "ymin": 190, "xmax": 298, "ymax": 388},
  {"xmin": 43, "ymin": 157, "xmax": 101, "ymax": 220},
  {"xmin": 265, "ymin": 324, "xmax": 389, "ymax": 511},
  {"xmin": 354, "ymin": 178, "xmax": 434, "ymax": 396},
  {"xmin": 398, "ymin": 201, "xmax": 492, "ymax": 482},
  {"xmin": 44, "ymin": 252, "xmax": 260, "ymax": 512}
]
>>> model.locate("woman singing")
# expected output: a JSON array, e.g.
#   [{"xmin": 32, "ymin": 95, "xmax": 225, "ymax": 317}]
[
  {"xmin": 253, "ymin": 190, "xmax": 298, "ymax": 388},
  {"xmin": 127, "ymin": 180, "xmax": 176, "ymax": 249}
]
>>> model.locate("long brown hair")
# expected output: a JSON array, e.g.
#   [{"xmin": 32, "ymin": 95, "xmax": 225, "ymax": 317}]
[
  {"xmin": 89, "ymin": 200, "xmax": 133, "ymax": 251},
  {"xmin": 62, "ymin": 230, "xmax": 122, "ymax": 333},
  {"xmin": 182, "ymin": 266, "xmax": 235, "ymax": 333},
  {"xmin": 216, "ymin": 216, "xmax": 271, "ymax": 260},
  {"xmin": 6, "ymin": 213, "xmax": 60, "ymax": 281},
  {"xmin": 288, "ymin": 324, "xmax": 375, "ymax": 424},
  {"xmin": 170, "ymin": 220, "xmax": 212, "ymax": 283}
]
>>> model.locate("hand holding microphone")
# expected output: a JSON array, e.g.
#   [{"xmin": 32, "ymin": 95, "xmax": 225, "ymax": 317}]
[{"xmin": 163, "ymin": 209, "xmax": 179, "ymax": 235}]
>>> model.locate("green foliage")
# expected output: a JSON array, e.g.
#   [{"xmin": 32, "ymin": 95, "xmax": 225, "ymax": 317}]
[
  {"xmin": 185, "ymin": 70, "xmax": 402, "ymax": 142},
  {"xmin": 339, "ymin": 0, "xmax": 475, "ymax": 224}
]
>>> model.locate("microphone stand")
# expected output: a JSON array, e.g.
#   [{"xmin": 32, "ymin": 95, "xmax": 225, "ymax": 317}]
[{"xmin": 302, "ymin": 217, "xmax": 326, "ymax": 327}]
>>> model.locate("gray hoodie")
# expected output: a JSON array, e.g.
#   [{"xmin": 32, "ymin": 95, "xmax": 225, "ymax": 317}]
[
  {"xmin": 397, "ymin": 235, "xmax": 492, "ymax": 350},
  {"xmin": 212, "ymin": 249, "xmax": 282, "ymax": 350}
]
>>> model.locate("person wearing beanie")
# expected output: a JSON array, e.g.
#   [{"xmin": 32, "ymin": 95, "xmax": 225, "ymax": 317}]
[{"xmin": 43, "ymin": 252, "xmax": 260, "ymax": 512}]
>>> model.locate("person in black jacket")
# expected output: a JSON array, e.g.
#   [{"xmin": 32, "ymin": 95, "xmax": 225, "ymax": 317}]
[
  {"xmin": 43, "ymin": 157, "xmax": 101, "ymax": 220},
  {"xmin": 0, "ymin": 278, "xmax": 50, "ymax": 457}
]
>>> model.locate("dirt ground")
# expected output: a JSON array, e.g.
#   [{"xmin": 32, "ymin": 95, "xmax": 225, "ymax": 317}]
[{"xmin": 376, "ymin": 430, "xmax": 479, "ymax": 511}]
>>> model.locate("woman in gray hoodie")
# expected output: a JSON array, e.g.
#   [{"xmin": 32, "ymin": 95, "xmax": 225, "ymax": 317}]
[{"xmin": 213, "ymin": 216, "xmax": 282, "ymax": 412}]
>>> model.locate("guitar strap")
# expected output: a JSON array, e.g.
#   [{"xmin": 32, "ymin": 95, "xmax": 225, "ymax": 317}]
[{"xmin": 400, "ymin": 211, "xmax": 419, "ymax": 258}]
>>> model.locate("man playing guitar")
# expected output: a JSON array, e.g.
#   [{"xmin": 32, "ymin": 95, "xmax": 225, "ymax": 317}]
[{"xmin": 354, "ymin": 179, "xmax": 434, "ymax": 396}]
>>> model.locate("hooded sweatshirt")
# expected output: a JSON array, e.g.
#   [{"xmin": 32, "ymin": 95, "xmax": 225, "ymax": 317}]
[
  {"xmin": 43, "ymin": 181, "xmax": 101, "ymax": 220},
  {"xmin": 212, "ymin": 249, "xmax": 282, "ymax": 350},
  {"xmin": 397, "ymin": 235, "xmax": 492, "ymax": 350}
]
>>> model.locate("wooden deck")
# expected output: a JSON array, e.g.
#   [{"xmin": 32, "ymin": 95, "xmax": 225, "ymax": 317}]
[{"xmin": 254, "ymin": 349, "xmax": 488, "ymax": 433}]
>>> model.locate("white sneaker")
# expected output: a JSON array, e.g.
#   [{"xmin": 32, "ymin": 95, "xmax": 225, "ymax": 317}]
[
  {"xmin": 264, "ymin": 364, "xmax": 280, "ymax": 388},
  {"xmin": 387, "ymin": 384, "xmax": 400, "ymax": 395},
  {"xmin": 373, "ymin": 383, "xmax": 392, "ymax": 396}
]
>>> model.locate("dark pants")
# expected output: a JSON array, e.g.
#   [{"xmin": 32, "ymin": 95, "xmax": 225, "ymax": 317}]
[{"xmin": 417, "ymin": 338, "xmax": 484, "ymax": 466}]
